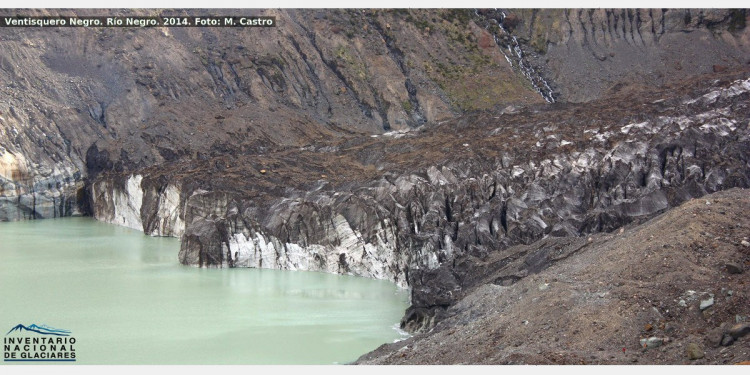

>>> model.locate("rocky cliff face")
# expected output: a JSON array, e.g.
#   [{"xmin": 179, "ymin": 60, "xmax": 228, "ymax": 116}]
[
  {"xmin": 500, "ymin": 9, "xmax": 750, "ymax": 102},
  {"xmin": 0, "ymin": 150, "xmax": 84, "ymax": 220}
]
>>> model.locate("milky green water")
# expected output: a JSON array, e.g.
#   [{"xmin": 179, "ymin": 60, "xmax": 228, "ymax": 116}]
[{"xmin": 0, "ymin": 217, "xmax": 409, "ymax": 364}]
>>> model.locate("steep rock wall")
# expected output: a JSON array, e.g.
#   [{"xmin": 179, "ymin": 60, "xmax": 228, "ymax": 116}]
[
  {"xmin": 501, "ymin": 9, "xmax": 750, "ymax": 102},
  {"xmin": 0, "ymin": 147, "xmax": 84, "ymax": 220}
]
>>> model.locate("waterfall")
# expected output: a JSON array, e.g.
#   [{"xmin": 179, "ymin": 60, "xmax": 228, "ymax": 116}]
[{"xmin": 477, "ymin": 9, "xmax": 556, "ymax": 103}]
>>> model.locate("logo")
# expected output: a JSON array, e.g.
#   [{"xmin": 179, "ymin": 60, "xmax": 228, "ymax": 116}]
[{"xmin": 4, "ymin": 323, "xmax": 76, "ymax": 362}]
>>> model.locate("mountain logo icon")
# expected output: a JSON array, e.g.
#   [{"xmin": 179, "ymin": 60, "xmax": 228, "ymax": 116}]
[{"xmin": 6, "ymin": 323, "xmax": 71, "ymax": 336}]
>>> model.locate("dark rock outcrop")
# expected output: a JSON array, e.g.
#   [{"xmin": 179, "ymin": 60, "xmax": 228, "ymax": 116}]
[{"xmin": 497, "ymin": 9, "xmax": 750, "ymax": 102}]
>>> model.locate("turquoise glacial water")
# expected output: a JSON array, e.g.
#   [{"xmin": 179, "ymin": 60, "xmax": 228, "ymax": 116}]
[{"xmin": 0, "ymin": 217, "xmax": 409, "ymax": 364}]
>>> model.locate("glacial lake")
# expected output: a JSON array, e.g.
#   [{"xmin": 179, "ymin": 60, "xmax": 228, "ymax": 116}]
[{"xmin": 0, "ymin": 217, "xmax": 409, "ymax": 364}]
